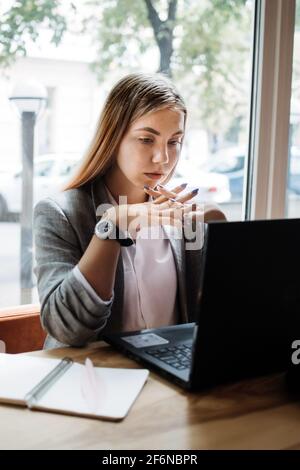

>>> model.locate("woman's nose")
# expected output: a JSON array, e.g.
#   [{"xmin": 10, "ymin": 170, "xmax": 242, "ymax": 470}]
[{"xmin": 152, "ymin": 146, "xmax": 169, "ymax": 164}]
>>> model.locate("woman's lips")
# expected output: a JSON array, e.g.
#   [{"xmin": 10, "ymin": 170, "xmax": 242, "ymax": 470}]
[{"xmin": 144, "ymin": 173, "xmax": 164, "ymax": 180}]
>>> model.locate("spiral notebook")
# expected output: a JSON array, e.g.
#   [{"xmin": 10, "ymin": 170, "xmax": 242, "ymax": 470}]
[{"xmin": 0, "ymin": 354, "xmax": 149, "ymax": 421}]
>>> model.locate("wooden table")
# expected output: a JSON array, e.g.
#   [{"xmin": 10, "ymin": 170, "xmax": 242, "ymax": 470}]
[{"xmin": 1, "ymin": 341, "xmax": 300, "ymax": 450}]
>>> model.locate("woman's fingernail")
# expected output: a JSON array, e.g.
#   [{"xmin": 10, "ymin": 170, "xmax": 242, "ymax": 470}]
[
  {"xmin": 181, "ymin": 183, "xmax": 188, "ymax": 189},
  {"xmin": 192, "ymin": 188, "xmax": 199, "ymax": 195},
  {"xmin": 144, "ymin": 184, "xmax": 150, "ymax": 190},
  {"xmin": 169, "ymin": 198, "xmax": 177, "ymax": 202}
]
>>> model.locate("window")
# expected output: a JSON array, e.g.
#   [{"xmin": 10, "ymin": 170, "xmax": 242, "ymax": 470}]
[
  {"xmin": 169, "ymin": 1, "xmax": 255, "ymax": 221},
  {"xmin": 287, "ymin": 0, "xmax": 300, "ymax": 218},
  {"xmin": 0, "ymin": 0, "xmax": 295, "ymax": 308}
]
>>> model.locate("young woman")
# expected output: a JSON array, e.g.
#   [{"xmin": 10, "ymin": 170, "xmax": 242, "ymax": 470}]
[{"xmin": 34, "ymin": 73, "xmax": 226, "ymax": 349}]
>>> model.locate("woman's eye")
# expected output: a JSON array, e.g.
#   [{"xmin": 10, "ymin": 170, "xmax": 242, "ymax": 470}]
[
  {"xmin": 168, "ymin": 140, "xmax": 181, "ymax": 146},
  {"xmin": 139, "ymin": 138, "xmax": 154, "ymax": 144}
]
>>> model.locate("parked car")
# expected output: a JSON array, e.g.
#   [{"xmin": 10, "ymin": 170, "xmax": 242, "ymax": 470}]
[
  {"xmin": 200, "ymin": 146, "xmax": 245, "ymax": 201},
  {"xmin": 200, "ymin": 145, "xmax": 300, "ymax": 201},
  {"xmin": 0, "ymin": 153, "xmax": 81, "ymax": 220},
  {"xmin": 167, "ymin": 159, "xmax": 231, "ymax": 204}
]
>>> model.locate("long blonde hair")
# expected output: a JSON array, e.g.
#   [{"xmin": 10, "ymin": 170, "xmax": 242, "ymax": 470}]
[{"xmin": 64, "ymin": 73, "xmax": 187, "ymax": 191}]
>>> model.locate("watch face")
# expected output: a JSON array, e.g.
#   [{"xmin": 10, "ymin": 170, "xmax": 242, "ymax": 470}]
[
  {"xmin": 95, "ymin": 219, "xmax": 134, "ymax": 245},
  {"xmin": 95, "ymin": 219, "xmax": 113, "ymax": 239},
  {"xmin": 102, "ymin": 221, "xmax": 110, "ymax": 233}
]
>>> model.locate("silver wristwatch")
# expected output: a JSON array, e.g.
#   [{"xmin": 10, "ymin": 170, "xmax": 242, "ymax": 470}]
[{"xmin": 94, "ymin": 219, "xmax": 134, "ymax": 246}]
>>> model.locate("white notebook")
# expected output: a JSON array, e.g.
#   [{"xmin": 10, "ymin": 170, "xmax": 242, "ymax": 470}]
[{"xmin": 0, "ymin": 354, "xmax": 149, "ymax": 421}]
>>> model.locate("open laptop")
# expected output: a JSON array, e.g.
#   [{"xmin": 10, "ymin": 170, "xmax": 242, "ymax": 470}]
[{"xmin": 104, "ymin": 219, "xmax": 300, "ymax": 391}]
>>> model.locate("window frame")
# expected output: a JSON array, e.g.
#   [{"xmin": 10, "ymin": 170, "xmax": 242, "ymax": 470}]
[{"xmin": 245, "ymin": 0, "xmax": 296, "ymax": 220}]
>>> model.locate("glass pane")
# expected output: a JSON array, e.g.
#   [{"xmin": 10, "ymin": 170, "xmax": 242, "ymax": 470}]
[
  {"xmin": 286, "ymin": 0, "xmax": 300, "ymax": 218},
  {"xmin": 166, "ymin": 1, "xmax": 254, "ymax": 221},
  {"xmin": 0, "ymin": 0, "xmax": 255, "ymax": 307}
]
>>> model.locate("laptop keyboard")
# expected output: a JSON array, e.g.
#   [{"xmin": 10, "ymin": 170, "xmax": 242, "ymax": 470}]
[{"xmin": 145, "ymin": 344, "xmax": 192, "ymax": 370}]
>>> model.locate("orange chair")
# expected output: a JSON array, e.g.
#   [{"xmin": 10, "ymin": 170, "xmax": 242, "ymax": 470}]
[{"xmin": 0, "ymin": 304, "xmax": 46, "ymax": 354}]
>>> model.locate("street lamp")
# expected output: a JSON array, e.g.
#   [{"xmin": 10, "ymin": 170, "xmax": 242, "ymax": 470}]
[{"xmin": 9, "ymin": 79, "xmax": 47, "ymax": 304}]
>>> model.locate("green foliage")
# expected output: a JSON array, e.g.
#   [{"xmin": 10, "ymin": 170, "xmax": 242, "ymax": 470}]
[
  {"xmin": 0, "ymin": 0, "xmax": 67, "ymax": 67},
  {"xmin": 0, "ymin": 0, "xmax": 253, "ymax": 137},
  {"xmin": 85, "ymin": 0, "xmax": 252, "ymax": 135},
  {"xmin": 83, "ymin": 0, "xmax": 151, "ymax": 78},
  {"xmin": 177, "ymin": 0, "xmax": 252, "ymax": 134}
]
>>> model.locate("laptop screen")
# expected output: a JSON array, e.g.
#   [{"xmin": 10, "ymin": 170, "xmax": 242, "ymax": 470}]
[{"xmin": 191, "ymin": 218, "xmax": 300, "ymax": 387}]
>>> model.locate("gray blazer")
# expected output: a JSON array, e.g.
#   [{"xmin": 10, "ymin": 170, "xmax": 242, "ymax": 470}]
[{"xmin": 33, "ymin": 175, "xmax": 204, "ymax": 349}]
